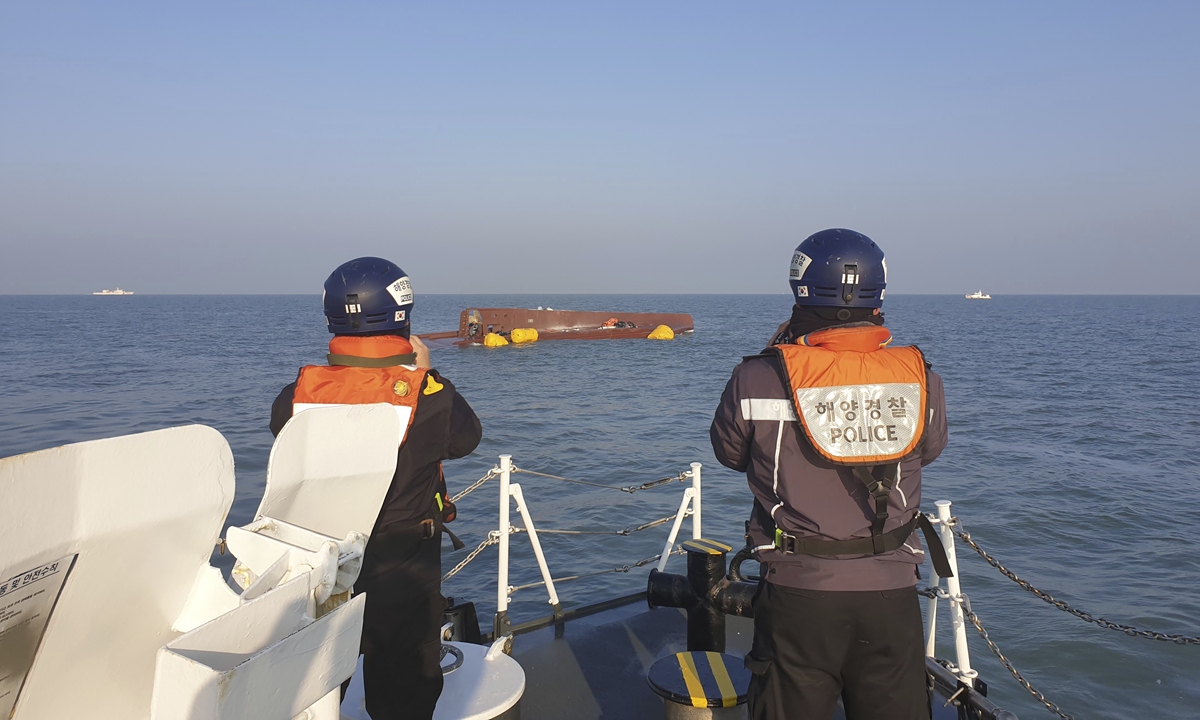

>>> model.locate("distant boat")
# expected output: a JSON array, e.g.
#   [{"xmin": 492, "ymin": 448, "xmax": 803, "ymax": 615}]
[
  {"xmin": 965, "ymin": 290, "xmax": 991, "ymax": 300},
  {"xmin": 93, "ymin": 288, "xmax": 134, "ymax": 296}
]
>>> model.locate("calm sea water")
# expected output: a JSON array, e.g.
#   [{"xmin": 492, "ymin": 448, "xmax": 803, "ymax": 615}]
[{"xmin": 2, "ymin": 294, "xmax": 1198, "ymax": 719}]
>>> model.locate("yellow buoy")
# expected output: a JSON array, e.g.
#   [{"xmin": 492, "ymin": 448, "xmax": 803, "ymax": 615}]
[
  {"xmin": 483, "ymin": 332, "xmax": 509, "ymax": 347},
  {"xmin": 647, "ymin": 325, "xmax": 675, "ymax": 340},
  {"xmin": 510, "ymin": 328, "xmax": 539, "ymax": 344}
]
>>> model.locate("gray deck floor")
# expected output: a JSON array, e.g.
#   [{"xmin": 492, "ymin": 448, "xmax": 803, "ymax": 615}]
[
  {"xmin": 510, "ymin": 602, "xmax": 980, "ymax": 720},
  {"xmin": 511, "ymin": 604, "xmax": 783, "ymax": 719}
]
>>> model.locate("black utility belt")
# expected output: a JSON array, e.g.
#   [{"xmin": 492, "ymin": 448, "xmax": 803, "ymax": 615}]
[
  {"xmin": 773, "ymin": 514, "xmax": 953, "ymax": 578},
  {"xmin": 371, "ymin": 517, "xmax": 465, "ymax": 555},
  {"xmin": 774, "ymin": 517, "xmax": 916, "ymax": 556},
  {"xmin": 370, "ymin": 519, "xmax": 436, "ymax": 554}
]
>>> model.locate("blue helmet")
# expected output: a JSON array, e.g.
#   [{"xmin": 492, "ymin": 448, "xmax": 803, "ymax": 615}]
[
  {"xmin": 789, "ymin": 229, "xmax": 886, "ymax": 308},
  {"xmin": 323, "ymin": 257, "xmax": 414, "ymax": 335}
]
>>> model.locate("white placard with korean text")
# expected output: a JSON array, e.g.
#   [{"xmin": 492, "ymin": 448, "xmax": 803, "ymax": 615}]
[{"xmin": 0, "ymin": 554, "xmax": 77, "ymax": 717}]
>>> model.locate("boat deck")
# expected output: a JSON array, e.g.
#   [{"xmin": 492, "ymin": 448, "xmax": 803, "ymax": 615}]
[{"xmin": 507, "ymin": 597, "xmax": 1014, "ymax": 719}]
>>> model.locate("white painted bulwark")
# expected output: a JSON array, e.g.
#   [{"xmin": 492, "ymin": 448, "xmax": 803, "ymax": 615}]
[{"xmin": 0, "ymin": 426, "xmax": 234, "ymax": 719}]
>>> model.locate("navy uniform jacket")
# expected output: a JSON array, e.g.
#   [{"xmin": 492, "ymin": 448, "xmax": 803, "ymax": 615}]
[
  {"xmin": 271, "ymin": 370, "xmax": 480, "ymax": 594},
  {"xmin": 710, "ymin": 351, "xmax": 948, "ymax": 591}
]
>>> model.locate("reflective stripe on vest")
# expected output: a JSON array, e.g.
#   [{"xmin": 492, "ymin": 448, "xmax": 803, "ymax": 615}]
[
  {"xmin": 776, "ymin": 325, "xmax": 927, "ymax": 466},
  {"xmin": 292, "ymin": 364, "xmax": 429, "ymax": 446},
  {"xmin": 739, "ymin": 398, "xmax": 798, "ymax": 422}
]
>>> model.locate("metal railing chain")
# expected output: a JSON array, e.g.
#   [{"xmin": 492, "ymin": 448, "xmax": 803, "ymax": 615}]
[
  {"xmin": 450, "ymin": 467, "xmax": 499, "ymax": 504},
  {"xmin": 919, "ymin": 588, "xmax": 1076, "ymax": 720},
  {"xmin": 442, "ymin": 531, "xmax": 500, "ymax": 582},
  {"xmin": 510, "ymin": 547, "xmax": 685, "ymax": 594},
  {"xmin": 515, "ymin": 511, "xmax": 688, "ymax": 537},
  {"xmin": 441, "ymin": 508, "xmax": 688, "ymax": 583},
  {"xmin": 510, "ymin": 466, "xmax": 688, "ymax": 494},
  {"xmin": 954, "ymin": 527, "xmax": 1200, "ymax": 644}
]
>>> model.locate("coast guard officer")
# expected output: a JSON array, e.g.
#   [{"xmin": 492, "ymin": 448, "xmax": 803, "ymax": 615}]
[
  {"xmin": 710, "ymin": 229, "xmax": 951, "ymax": 720},
  {"xmin": 270, "ymin": 257, "xmax": 481, "ymax": 720}
]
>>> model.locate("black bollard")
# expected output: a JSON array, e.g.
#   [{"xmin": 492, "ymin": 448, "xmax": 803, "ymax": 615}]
[
  {"xmin": 647, "ymin": 538, "xmax": 758, "ymax": 653},
  {"xmin": 708, "ymin": 577, "xmax": 757, "ymax": 619},
  {"xmin": 686, "ymin": 543, "xmax": 727, "ymax": 652}
]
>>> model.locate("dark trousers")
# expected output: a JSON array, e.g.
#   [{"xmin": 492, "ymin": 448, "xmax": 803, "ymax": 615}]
[
  {"xmin": 355, "ymin": 534, "xmax": 445, "ymax": 720},
  {"xmin": 746, "ymin": 582, "xmax": 930, "ymax": 720}
]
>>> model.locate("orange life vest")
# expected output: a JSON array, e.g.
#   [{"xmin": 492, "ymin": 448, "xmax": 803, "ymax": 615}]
[
  {"xmin": 768, "ymin": 325, "xmax": 952, "ymax": 574},
  {"xmin": 292, "ymin": 335, "xmax": 429, "ymax": 447},
  {"xmin": 290, "ymin": 334, "xmax": 464, "ymax": 543},
  {"xmin": 776, "ymin": 325, "xmax": 927, "ymax": 466}
]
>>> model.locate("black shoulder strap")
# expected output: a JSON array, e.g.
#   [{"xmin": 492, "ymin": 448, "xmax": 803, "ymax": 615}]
[
  {"xmin": 851, "ymin": 464, "xmax": 953, "ymax": 577},
  {"xmin": 917, "ymin": 514, "xmax": 954, "ymax": 578},
  {"xmin": 852, "ymin": 465, "xmax": 898, "ymax": 555}
]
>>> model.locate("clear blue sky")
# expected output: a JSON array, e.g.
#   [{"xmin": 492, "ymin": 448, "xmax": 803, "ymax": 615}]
[{"xmin": 2, "ymin": 2, "xmax": 1197, "ymax": 294}]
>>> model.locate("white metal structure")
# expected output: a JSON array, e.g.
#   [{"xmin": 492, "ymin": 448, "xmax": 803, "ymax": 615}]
[
  {"xmin": 225, "ymin": 404, "xmax": 401, "ymax": 608},
  {"xmin": 153, "ymin": 404, "xmax": 401, "ymax": 720},
  {"xmin": 489, "ymin": 455, "xmax": 703, "ymax": 633},
  {"xmin": 0, "ymin": 405, "xmax": 404, "ymax": 720},
  {"xmin": 0, "ymin": 425, "xmax": 234, "ymax": 720},
  {"xmin": 494, "ymin": 454, "xmax": 562, "ymax": 632},
  {"xmin": 152, "ymin": 576, "xmax": 364, "ymax": 720},
  {"xmin": 657, "ymin": 462, "xmax": 703, "ymax": 572},
  {"xmin": 923, "ymin": 500, "xmax": 976, "ymax": 682}
]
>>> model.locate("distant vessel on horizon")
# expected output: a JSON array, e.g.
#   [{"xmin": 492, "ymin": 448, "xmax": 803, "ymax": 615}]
[
  {"xmin": 93, "ymin": 288, "xmax": 134, "ymax": 296},
  {"xmin": 965, "ymin": 290, "xmax": 992, "ymax": 299}
]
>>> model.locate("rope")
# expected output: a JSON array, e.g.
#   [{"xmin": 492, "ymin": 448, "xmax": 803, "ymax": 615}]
[
  {"xmin": 450, "ymin": 468, "xmax": 499, "ymax": 503},
  {"xmin": 510, "ymin": 547, "xmax": 685, "ymax": 593},
  {"xmin": 511, "ymin": 466, "xmax": 688, "ymax": 494},
  {"xmin": 953, "ymin": 526, "xmax": 1200, "ymax": 644},
  {"xmin": 918, "ymin": 588, "xmax": 1075, "ymax": 719}
]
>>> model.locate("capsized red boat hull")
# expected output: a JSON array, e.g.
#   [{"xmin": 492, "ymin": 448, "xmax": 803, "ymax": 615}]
[{"xmin": 417, "ymin": 308, "xmax": 694, "ymax": 346}]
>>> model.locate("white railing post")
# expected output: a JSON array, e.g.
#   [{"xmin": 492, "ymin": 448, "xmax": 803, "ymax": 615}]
[
  {"xmin": 690, "ymin": 463, "xmax": 702, "ymax": 540},
  {"xmin": 657, "ymin": 487, "xmax": 694, "ymax": 572},
  {"xmin": 925, "ymin": 548, "xmax": 941, "ymax": 658},
  {"xmin": 936, "ymin": 500, "xmax": 974, "ymax": 679},
  {"xmin": 495, "ymin": 455, "xmax": 512, "ymax": 637},
  {"xmin": 510, "ymin": 484, "xmax": 560, "ymax": 609}
]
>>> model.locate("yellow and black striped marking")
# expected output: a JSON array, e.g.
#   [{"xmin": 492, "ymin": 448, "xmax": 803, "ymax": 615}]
[
  {"xmin": 681, "ymin": 538, "xmax": 733, "ymax": 555},
  {"xmin": 646, "ymin": 651, "xmax": 750, "ymax": 709}
]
